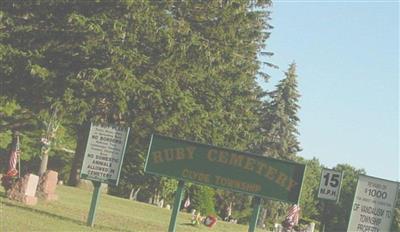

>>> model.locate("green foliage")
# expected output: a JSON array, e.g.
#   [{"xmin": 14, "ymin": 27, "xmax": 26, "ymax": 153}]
[
  {"xmin": 3, "ymin": 2, "xmax": 394, "ymax": 230},
  {"xmin": 260, "ymin": 63, "xmax": 301, "ymax": 160},
  {"xmin": 253, "ymin": 63, "xmax": 302, "ymax": 227},
  {"xmin": 189, "ymin": 185, "xmax": 216, "ymax": 216},
  {"xmin": 1, "ymin": 0, "xmax": 271, "ymax": 169},
  {"xmin": 298, "ymin": 157, "xmax": 322, "ymax": 220},
  {"xmin": 0, "ymin": 98, "xmax": 42, "ymax": 172},
  {"xmin": 323, "ymin": 164, "xmax": 366, "ymax": 231},
  {"xmin": 392, "ymin": 208, "xmax": 400, "ymax": 232},
  {"xmin": 391, "ymin": 191, "xmax": 400, "ymax": 231},
  {"xmin": 160, "ymin": 178, "xmax": 179, "ymax": 203}
]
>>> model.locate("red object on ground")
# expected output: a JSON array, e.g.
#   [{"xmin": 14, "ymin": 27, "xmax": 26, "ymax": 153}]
[{"xmin": 204, "ymin": 216, "xmax": 217, "ymax": 227}]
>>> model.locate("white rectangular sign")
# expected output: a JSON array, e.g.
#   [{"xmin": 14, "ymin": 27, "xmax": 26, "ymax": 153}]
[
  {"xmin": 348, "ymin": 175, "xmax": 399, "ymax": 232},
  {"xmin": 318, "ymin": 168, "xmax": 343, "ymax": 201},
  {"xmin": 80, "ymin": 123, "xmax": 129, "ymax": 185}
]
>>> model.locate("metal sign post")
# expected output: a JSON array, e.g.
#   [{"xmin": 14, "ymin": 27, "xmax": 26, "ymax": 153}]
[
  {"xmin": 317, "ymin": 168, "xmax": 344, "ymax": 231},
  {"xmin": 87, "ymin": 181, "xmax": 102, "ymax": 227},
  {"xmin": 168, "ymin": 180, "xmax": 185, "ymax": 232},
  {"xmin": 248, "ymin": 197, "xmax": 262, "ymax": 232},
  {"xmin": 80, "ymin": 123, "xmax": 130, "ymax": 227}
]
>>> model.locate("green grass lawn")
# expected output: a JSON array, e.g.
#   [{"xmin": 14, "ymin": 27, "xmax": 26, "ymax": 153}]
[{"xmin": 0, "ymin": 185, "xmax": 265, "ymax": 232}]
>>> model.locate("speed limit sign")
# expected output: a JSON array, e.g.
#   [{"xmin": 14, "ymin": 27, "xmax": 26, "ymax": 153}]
[{"xmin": 317, "ymin": 168, "xmax": 343, "ymax": 202}]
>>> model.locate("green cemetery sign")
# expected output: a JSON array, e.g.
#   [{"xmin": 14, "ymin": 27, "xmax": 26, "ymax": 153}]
[{"xmin": 145, "ymin": 134, "xmax": 306, "ymax": 204}]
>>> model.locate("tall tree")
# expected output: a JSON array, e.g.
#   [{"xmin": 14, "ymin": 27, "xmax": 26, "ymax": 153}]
[
  {"xmin": 0, "ymin": 1, "xmax": 273, "ymax": 213},
  {"xmin": 110, "ymin": 0, "xmax": 272, "ymax": 201},
  {"xmin": 260, "ymin": 63, "xmax": 301, "ymax": 160},
  {"xmin": 254, "ymin": 63, "xmax": 301, "ymax": 228}
]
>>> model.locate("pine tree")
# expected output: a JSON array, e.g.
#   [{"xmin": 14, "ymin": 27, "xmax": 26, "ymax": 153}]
[
  {"xmin": 261, "ymin": 63, "xmax": 301, "ymax": 160},
  {"xmin": 0, "ymin": 1, "xmax": 274, "ymax": 218}
]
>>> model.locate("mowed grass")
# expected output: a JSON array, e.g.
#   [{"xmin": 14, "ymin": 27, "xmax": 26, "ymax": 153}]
[{"xmin": 0, "ymin": 185, "xmax": 263, "ymax": 232}]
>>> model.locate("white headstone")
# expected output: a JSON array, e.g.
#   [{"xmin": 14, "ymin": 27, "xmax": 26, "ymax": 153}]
[{"xmin": 25, "ymin": 174, "xmax": 39, "ymax": 197}]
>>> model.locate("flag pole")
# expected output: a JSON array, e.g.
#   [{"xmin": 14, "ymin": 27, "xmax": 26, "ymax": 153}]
[{"xmin": 17, "ymin": 134, "xmax": 20, "ymax": 178}]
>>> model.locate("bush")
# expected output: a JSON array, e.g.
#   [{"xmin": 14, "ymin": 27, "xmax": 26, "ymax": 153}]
[{"xmin": 189, "ymin": 185, "xmax": 216, "ymax": 216}]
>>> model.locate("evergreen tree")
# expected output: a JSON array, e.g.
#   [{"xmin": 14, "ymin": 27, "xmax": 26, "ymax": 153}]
[
  {"xmin": 110, "ymin": 0, "xmax": 273, "ymax": 202},
  {"xmin": 255, "ymin": 63, "xmax": 301, "ymax": 228},
  {"xmin": 261, "ymin": 63, "xmax": 301, "ymax": 160},
  {"xmin": 0, "ymin": 1, "xmax": 273, "ymax": 218}
]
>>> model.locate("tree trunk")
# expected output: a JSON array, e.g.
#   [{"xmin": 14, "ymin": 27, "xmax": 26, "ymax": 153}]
[
  {"xmin": 129, "ymin": 188, "xmax": 135, "ymax": 200},
  {"xmin": 258, "ymin": 207, "xmax": 268, "ymax": 227},
  {"xmin": 154, "ymin": 189, "xmax": 160, "ymax": 205},
  {"xmin": 38, "ymin": 149, "xmax": 49, "ymax": 176},
  {"xmin": 67, "ymin": 122, "xmax": 90, "ymax": 186},
  {"xmin": 129, "ymin": 187, "xmax": 141, "ymax": 200},
  {"xmin": 134, "ymin": 188, "xmax": 141, "ymax": 200}
]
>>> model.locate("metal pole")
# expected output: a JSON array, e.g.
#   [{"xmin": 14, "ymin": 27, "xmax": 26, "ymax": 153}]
[
  {"xmin": 87, "ymin": 181, "xmax": 102, "ymax": 227},
  {"xmin": 319, "ymin": 200, "xmax": 325, "ymax": 232},
  {"xmin": 248, "ymin": 196, "xmax": 262, "ymax": 232},
  {"xmin": 17, "ymin": 134, "xmax": 20, "ymax": 178},
  {"xmin": 168, "ymin": 180, "xmax": 185, "ymax": 232}
]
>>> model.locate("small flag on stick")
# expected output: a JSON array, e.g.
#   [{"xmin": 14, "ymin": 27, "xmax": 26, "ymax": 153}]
[{"xmin": 282, "ymin": 204, "xmax": 300, "ymax": 229}]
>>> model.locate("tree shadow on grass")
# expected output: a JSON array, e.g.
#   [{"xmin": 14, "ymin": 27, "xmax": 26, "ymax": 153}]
[
  {"xmin": 2, "ymin": 201, "xmax": 133, "ymax": 232},
  {"xmin": 181, "ymin": 223, "xmax": 195, "ymax": 226},
  {"xmin": 180, "ymin": 222, "xmax": 203, "ymax": 230}
]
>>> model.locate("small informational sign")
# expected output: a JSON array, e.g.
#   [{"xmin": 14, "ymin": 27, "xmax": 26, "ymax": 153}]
[
  {"xmin": 317, "ymin": 168, "xmax": 343, "ymax": 201},
  {"xmin": 145, "ymin": 134, "xmax": 305, "ymax": 204},
  {"xmin": 347, "ymin": 175, "xmax": 399, "ymax": 232},
  {"xmin": 80, "ymin": 123, "xmax": 129, "ymax": 186}
]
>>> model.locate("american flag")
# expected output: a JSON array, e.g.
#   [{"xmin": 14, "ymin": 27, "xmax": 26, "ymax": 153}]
[
  {"xmin": 283, "ymin": 204, "xmax": 300, "ymax": 229},
  {"xmin": 7, "ymin": 134, "xmax": 20, "ymax": 177}
]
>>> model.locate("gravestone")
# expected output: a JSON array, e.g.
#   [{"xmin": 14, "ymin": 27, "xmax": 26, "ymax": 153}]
[
  {"xmin": 37, "ymin": 170, "xmax": 58, "ymax": 201},
  {"xmin": 7, "ymin": 174, "xmax": 39, "ymax": 205}
]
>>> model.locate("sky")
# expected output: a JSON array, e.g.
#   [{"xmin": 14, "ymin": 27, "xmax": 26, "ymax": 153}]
[{"xmin": 258, "ymin": 1, "xmax": 399, "ymax": 182}]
